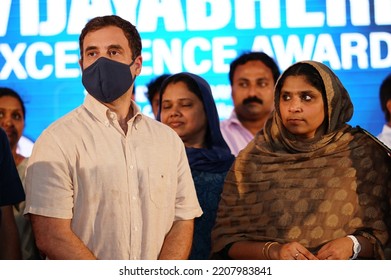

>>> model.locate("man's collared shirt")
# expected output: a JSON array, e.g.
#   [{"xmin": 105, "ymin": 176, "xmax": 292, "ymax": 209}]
[
  {"xmin": 25, "ymin": 94, "xmax": 202, "ymax": 259},
  {"xmin": 220, "ymin": 111, "xmax": 253, "ymax": 156},
  {"xmin": 377, "ymin": 124, "xmax": 391, "ymax": 149}
]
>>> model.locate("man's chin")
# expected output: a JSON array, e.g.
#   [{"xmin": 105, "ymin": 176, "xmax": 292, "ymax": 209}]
[{"xmin": 237, "ymin": 112, "xmax": 266, "ymax": 121}]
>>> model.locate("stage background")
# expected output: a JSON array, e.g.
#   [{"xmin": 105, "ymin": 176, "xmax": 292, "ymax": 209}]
[{"xmin": 1, "ymin": 0, "xmax": 390, "ymax": 151}]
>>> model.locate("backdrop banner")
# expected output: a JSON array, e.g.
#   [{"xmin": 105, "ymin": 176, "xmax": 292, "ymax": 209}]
[{"xmin": 1, "ymin": 0, "xmax": 390, "ymax": 144}]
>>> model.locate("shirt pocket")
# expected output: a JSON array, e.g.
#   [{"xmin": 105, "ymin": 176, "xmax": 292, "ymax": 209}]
[{"xmin": 148, "ymin": 167, "xmax": 172, "ymax": 209}]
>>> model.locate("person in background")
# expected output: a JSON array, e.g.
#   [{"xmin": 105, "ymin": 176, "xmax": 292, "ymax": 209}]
[
  {"xmin": 0, "ymin": 128, "xmax": 25, "ymax": 259},
  {"xmin": 0, "ymin": 87, "xmax": 41, "ymax": 259},
  {"xmin": 220, "ymin": 52, "xmax": 280, "ymax": 156},
  {"xmin": 146, "ymin": 74, "xmax": 170, "ymax": 118},
  {"xmin": 24, "ymin": 15, "xmax": 202, "ymax": 260},
  {"xmin": 158, "ymin": 72, "xmax": 235, "ymax": 259},
  {"xmin": 211, "ymin": 61, "xmax": 391, "ymax": 260},
  {"xmin": 377, "ymin": 74, "xmax": 391, "ymax": 149}
]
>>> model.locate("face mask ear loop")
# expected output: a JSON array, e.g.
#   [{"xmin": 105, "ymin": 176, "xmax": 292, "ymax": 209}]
[
  {"xmin": 129, "ymin": 59, "xmax": 135, "ymax": 67},
  {"xmin": 129, "ymin": 59, "xmax": 136, "ymax": 88}
]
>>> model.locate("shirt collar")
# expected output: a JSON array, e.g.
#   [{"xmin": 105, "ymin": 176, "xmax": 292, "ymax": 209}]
[{"xmin": 83, "ymin": 94, "xmax": 143, "ymax": 125}]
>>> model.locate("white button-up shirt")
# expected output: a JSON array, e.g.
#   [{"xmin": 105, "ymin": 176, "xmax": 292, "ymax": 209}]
[{"xmin": 25, "ymin": 94, "xmax": 202, "ymax": 259}]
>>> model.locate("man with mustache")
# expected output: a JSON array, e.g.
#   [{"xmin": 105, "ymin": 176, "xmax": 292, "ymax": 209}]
[{"xmin": 221, "ymin": 52, "xmax": 280, "ymax": 156}]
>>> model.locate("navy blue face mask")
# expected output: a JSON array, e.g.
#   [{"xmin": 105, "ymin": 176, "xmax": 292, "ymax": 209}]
[{"xmin": 82, "ymin": 57, "xmax": 135, "ymax": 103}]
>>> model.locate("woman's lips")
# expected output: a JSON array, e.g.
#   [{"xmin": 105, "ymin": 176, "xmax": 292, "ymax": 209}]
[
  {"xmin": 287, "ymin": 118, "xmax": 304, "ymax": 125},
  {"xmin": 168, "ymin": 121, "xmax": 183, "ymax": 128}
]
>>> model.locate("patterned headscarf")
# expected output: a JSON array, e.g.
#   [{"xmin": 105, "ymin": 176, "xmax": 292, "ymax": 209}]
[
  {"xmin": 266, "ymin": 60, "xmax": 354, "ymax": 153},
  {"xmin": 211, "ymin": 61, "xmax": 391, "ymax": 259}
]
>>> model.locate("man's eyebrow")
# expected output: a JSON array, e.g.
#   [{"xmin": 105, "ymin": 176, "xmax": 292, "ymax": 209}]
[
  {"xmin": 237, "ymin": 77, "xmax": 250, "ymax": 81},
  {"xmin": 84, "ymin": 46, "xmax": 98, "ymax": 53},
  {"xmin": 108, "ymin": 44, "xmax": 124, "ymax": 50},
  {"xmin": 84, "ymin": 44, "xmax": 124, "ymax": 52}
]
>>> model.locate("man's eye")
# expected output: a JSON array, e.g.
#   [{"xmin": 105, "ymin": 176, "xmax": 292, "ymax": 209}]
[
  {"xmin": 258, "ymin": 81, "xmax": 268, "ymax": 87},
  {"xmin": 13, "ymin": 113, "xmax": 22, "ymax": 120}
]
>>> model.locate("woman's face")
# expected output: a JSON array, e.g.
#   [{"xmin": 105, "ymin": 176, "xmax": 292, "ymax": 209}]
[
  {"xmin": 279, "ymin": 75, "xmax": 325, "ymax": 139},
  {"xmin": 160, "ymin": 81, "xmax": 207, "ymax": 148},
  {"xmin": 0, "ymin": 95, "xmax": 25, "ymax": 149}
]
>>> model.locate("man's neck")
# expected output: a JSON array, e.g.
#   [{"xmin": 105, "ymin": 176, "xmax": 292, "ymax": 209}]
[
  {"xmin": 240, "ymin": 117, "xmax": 268, "ymax": 136},
  {"xmin": 103, "ymin": 91, "xmax": 134, "ymax": 133}
]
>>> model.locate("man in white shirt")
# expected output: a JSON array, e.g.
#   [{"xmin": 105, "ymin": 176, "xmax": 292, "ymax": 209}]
[
  {"xmin": 377, "ymin": 74, "xmax": 391, "ymax": 149},
  {"xmin": 220, "ymin": 52, "xmax": 280, "ymax": 156},
  {"xmin": 24, "ymin": 15, "xmax": 202, "ymax": 260}
]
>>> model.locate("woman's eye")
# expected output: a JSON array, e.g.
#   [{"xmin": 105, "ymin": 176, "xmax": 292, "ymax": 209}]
[
  {"xmin": 162, "ymin": 103, "xmax": 171, "ymax": 110},
  {"xmin": 302, "ymin": 94, "xmax": 312, "ymax": 101}
]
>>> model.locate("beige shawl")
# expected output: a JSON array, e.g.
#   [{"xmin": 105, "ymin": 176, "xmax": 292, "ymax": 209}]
[{"xmin": 211, "ymin": 61, "xmax": 391, "ymax": 259}]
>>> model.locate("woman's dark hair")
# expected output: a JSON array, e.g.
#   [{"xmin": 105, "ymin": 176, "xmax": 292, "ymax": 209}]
[
  {"xmin": 0, "ymin": 87, "xmax": 26, "ymax": 119},
  {"xmin": 276, "ymin": 63, "xmax": 325, "ymax": 95}
]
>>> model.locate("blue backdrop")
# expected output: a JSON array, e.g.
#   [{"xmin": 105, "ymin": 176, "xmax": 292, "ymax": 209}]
[{"xmin": 1, "ymin": 0, "xmax": 390, "ymax": 145}]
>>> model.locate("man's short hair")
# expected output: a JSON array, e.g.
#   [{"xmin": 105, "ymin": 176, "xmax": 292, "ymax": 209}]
[
  {"xmin": 145, "ymin": 74, "xmax": 170, "ymax": 105},
  {"xmin": 229, "ymin": 52, "xmax": 280, "ymax": 85},
  {"xmin": 79, "ymin": 15, "xmax": 141, "ymax": 61},
  {"xmin": 380, "ymin": 74, "xmax": 391, "ymax": 122}
]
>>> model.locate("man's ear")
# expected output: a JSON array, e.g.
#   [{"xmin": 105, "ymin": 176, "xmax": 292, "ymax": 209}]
[
  {"xmin": 79, "ymin": 58, "xmax": 83, "ymax": 70},
  {"xmin": 133, "ymin": 56, "xmax": 143, "ymax": 76}
]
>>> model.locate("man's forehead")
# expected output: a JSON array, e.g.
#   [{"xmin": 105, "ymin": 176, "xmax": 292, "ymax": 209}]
[{"xmin": 84, "ymin": 26, "xmax": 127, "ymax": 44}]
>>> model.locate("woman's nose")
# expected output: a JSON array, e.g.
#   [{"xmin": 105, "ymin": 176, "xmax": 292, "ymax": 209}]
[
  {"xmin": 1, "ymin": 115, "xmax": 12, "ymax": 127},
  {"xmin": 169, "ymin": 106, "xmax": 181, "ymax": 117},
  {"xmin": 288, "ymin": 99, "xmax": 302, "ymax": 112}
]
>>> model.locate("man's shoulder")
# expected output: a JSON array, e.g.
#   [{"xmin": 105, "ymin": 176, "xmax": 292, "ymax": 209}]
[
  {"xmin": 139, "ymin": 115, "xmax": 184, "ymax": 142},
  {"xmin": 141, "ymin": 115, "xmax": 174, "ymax": 131},
  {"xmin": 38, "ymin": 106, "xmax": 87, "ymax": 141}
]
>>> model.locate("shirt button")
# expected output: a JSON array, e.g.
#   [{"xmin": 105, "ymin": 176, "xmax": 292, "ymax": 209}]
[
  {"xmin": 104, "ymin": 121, "xmax": 110, "ymax": 127},
  {"xmin": 129, "ymin": 165, "xmax": 134, "ymax": 170}
]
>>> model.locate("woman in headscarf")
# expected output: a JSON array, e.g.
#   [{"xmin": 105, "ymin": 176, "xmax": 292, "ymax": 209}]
[
  {"xmin": 211, "ymin": 61, "xmax": 391, "ymax": 260},
  {"xmin": 158, "ymin": 72, "xmax": 235, "ymax": 259}
]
